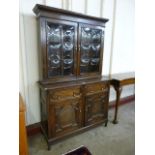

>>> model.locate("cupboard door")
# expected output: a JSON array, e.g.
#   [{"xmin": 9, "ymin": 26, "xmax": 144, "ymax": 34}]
[
  {"xmin": 85, "ymin": 92, "xmax": 108, "ymax": 126},
  {"xmin": 49, "ymin": 88, "xmax": 82, "ymax": 137},
  {"xmin": 78, "ymin": 24, "xmax": 104, "ymax": 77},
  {"xmin": 84, "ymin": 82, "xmax": 109, "ymax": 126},
  {"xmin": 45, "ymin": 19, "xmax": 78, "ymax": 80},
  {"xmin": 51, "ymin": 98, "xmax": 82, "ymax": 137}
]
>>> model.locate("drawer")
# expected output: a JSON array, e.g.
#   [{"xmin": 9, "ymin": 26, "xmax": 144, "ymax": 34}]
[
  {"xmin": 85, "ymin": 82, "xmax": 108, "ymax": 94},
  {"xmin": 50, "ymin": 86, "xmax": 81, "ymax": 100}
]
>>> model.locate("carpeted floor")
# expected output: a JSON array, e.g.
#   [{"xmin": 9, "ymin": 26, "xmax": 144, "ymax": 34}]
[{"xmin": 28, "ymin": 101, "xmax": 135, "ymax": 155}]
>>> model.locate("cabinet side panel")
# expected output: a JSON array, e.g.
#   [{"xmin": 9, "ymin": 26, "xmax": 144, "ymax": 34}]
[
  {"xmin": 38, "ymin": 17, "xmax": 47, "ymax": 80},
  {"xmin": 105, "ymin": 82, "xmax": 110, "ymax": 118},
  {"xmin": 40, "ymin": 88, "xmax": 48, "ymax": 135}
]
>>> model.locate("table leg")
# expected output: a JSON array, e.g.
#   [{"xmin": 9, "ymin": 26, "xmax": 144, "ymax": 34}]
[{"xmin": 112, "ymin": 86, "xmax": 122, "ymax": 124}]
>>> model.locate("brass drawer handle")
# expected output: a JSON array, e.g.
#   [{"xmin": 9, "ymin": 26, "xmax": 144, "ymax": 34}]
[
  {"xmin": 73, "ymin": 92, "xmax": 81, "ymax": 97},
  {"xmin": 89, "ymin": 90, "xmax": 95, "ymax": 93},
  {"xmin": 52, "ymin": 95, "xmax": 61, "ymax": 100},
  {"xmin": 102, "ymin": 87, "xmax": 108, "ymax": 92},
  {"xmin": 51, "ymin": 95, "xmax": 67, "ymax": 100}
]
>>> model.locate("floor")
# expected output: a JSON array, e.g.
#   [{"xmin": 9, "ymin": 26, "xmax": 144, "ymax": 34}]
[{"xmin": 28, "ymin": 101, "xmax": 135, "ymax": 155}]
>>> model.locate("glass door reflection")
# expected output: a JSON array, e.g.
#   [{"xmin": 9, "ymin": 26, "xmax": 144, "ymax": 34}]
[
  {"xmin": 80, "ymin": 26, "xmax": 103, "ymax": 74},
  {"xmin": 46, "ymin": 22, "xmax": 75, "ymax": 77}
]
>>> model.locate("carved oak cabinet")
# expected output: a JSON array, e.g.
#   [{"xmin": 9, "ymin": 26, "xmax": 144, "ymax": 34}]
[{"xmin": 33, "ymin": 4, "xmax": 109, "ymax": 150}]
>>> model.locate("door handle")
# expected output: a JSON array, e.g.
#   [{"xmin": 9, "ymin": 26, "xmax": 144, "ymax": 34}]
[{"xmin": 73, "ymin": 92, "xmax": 81, "ymax": 98}]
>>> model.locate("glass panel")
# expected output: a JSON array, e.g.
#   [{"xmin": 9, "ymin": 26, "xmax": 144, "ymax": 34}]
[
  {"xmin": 80, "ymin": 27, "xmax": 102, "ymax": 73},
  {"xmin": 62, "ymin": 25, "xmax": 74, "ymax": 75},
  {"xmin": 46, "ymin": 22, "xmax": 75, "ymax": 77}
]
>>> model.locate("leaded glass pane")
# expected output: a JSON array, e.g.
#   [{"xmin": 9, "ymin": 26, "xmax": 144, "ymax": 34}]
[
  {"xmin": 80, "ymin": 27, "xmax": 102, "ymax": 73},
  {"xmin": 46, "ymin": 22, "xmax": 75, "ymax": 77}
]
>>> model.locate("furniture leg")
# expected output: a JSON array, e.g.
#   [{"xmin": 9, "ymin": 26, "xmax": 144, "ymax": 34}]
[
  {"xmin": 112, "ymin": 87, "xmax": 122, "ymax": 124},
  {"xmin": 104, "ymin": 120, "xmax": 108, "ymax": 127},
  {"xmin": 47, "ymin": 143, "xmax": 51, "ymax": 150}
]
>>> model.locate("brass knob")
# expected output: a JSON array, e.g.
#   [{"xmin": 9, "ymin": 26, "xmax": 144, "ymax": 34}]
[
  {"xmin": 73, "ymin": 92, "xmax": 81, "ymax": 97},
  {"xmin": 90, "ymin": 90, "xmax": 95, "ymax": 93}
]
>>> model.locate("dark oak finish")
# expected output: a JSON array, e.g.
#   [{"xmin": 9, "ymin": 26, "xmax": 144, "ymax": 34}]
[
  {"xmin": 39, "ymin": 78, "xmax": 110, "ymax": 149},
  {"xmin": 33, "ymin": 4, "xmax": 108, "ymax": 25},
  {"xmin": 33, "ymin": 4, "xmax": 109, "ymax": 150},
  {"xmin": 26, "ymin": 95, "xmax": 135, "ymax": 136},
  {"xmin": 34, "ymin": 4, "xmax": 108, "ymax": 83},
  {"xmin": 110, "ymin": 72, "xmax": 135, "ymax": 124}
]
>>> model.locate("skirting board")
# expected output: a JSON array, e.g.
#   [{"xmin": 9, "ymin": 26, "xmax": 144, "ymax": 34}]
[{"xmin": 26, "ymin": 95, "xmax": 135, "ymax": 137}]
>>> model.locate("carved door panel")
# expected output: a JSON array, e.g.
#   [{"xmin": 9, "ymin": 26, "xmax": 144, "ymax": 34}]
[
  {"xmin": 85, "ymin": 92, "xmax": 107, "ymax": 126},
  {"xmin": 49, "ymin": 97, "xmax": 82, "ymax": 137}
]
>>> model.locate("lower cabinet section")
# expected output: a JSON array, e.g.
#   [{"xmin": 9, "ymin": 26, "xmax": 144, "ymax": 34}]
[{"xmin": 39, "ymin": 80, "xmax": 109, "ymax": 149}]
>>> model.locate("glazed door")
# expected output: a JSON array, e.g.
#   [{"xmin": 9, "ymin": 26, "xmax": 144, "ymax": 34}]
[
  {"xmin": 78, "ymin": 23, "xmax": 104, "ymax": 78},
  {"xmin": 45, "ymin": 19, "xmax": 78, "ymax": 81}
]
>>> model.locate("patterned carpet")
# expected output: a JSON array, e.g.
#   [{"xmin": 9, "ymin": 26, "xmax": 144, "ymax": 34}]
[{"xmin": 28, "ymin": 101, "xmax": 135, "ymax": 155}]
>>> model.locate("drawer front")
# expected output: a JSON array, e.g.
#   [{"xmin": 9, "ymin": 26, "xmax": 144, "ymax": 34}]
[
  {"xmin": 84, "ymin": 82, "xmax": 109, "ymax": 94},
  {"xmin": 50, "ymin": 86, "xmax": 81, "ymax": 100}
]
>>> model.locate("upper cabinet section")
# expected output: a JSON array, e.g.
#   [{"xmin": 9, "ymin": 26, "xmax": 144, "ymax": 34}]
[{"xmin": 33, "ymin": 4, "xmax": 108, "ymax": 84}]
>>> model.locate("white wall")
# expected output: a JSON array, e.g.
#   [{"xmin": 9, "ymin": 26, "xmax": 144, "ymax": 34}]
[
  {"xmin": 112, "ymin": 0, "xmax": 135, "ymax": 73},
  {"xmin": 19, "ymin": 0, "xmax": 135, "ymax": 125}
]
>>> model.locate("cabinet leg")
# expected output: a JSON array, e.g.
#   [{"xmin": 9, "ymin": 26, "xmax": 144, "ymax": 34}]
[
  {"xmin": 112, "ymin": 120, "xmax": 118, "ymax": 124},
  {"xmin": 104, "ymin": 120, "xmax": 108, "ymax": 127},
  {"xmin": 112, "ymin": 87, "xmax": 122, "ymax": 124},
  {"xmin": 47, "ymin": 144, "xmax": 51, "ymax": 151}
]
